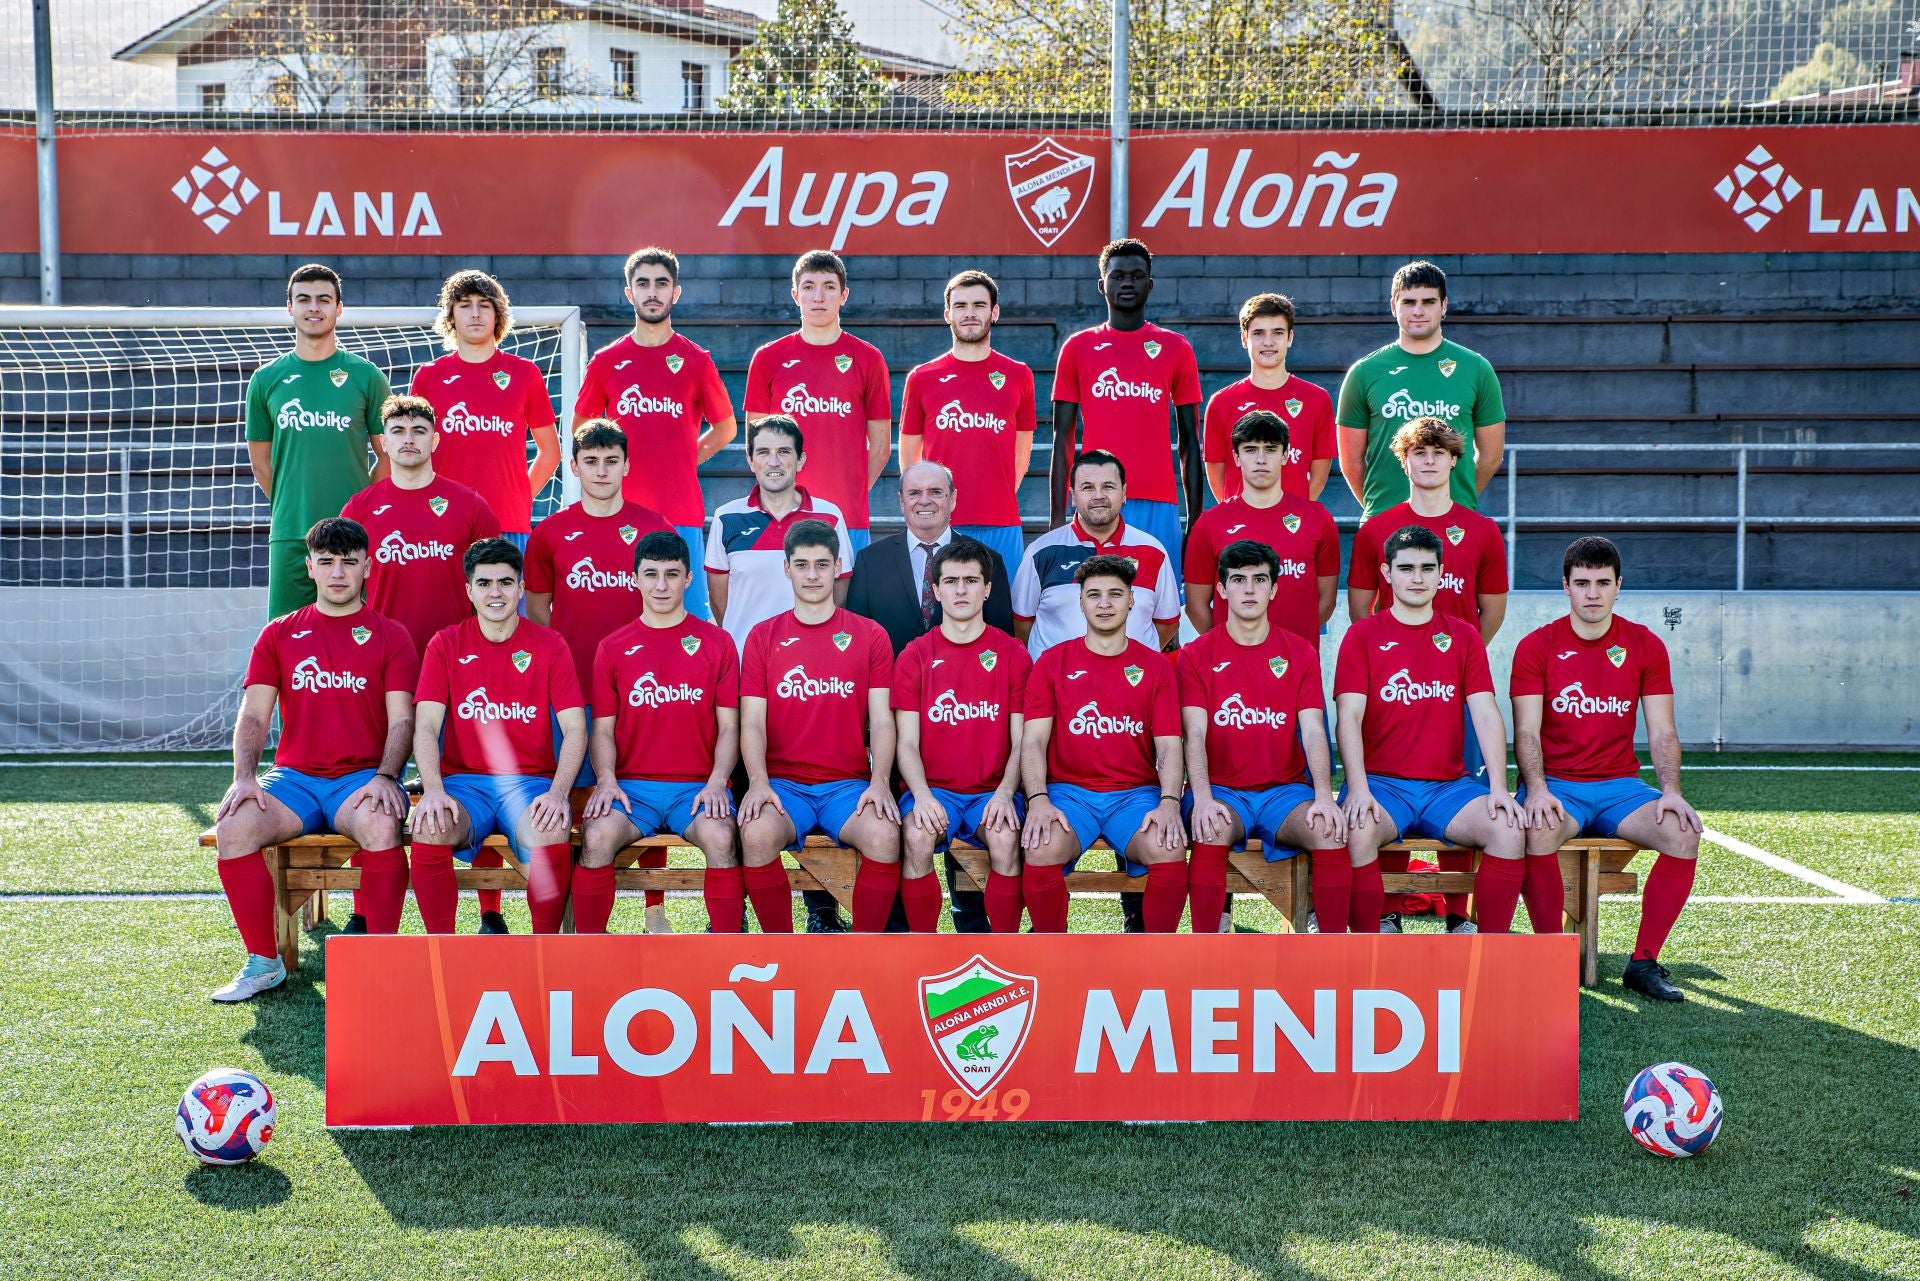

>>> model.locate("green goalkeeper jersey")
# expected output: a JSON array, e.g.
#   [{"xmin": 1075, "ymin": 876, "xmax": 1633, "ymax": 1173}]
[
  {"xmin": 244, "ymin": 348, "xmax": 391, "ymax": 540},
  {"xmin": 1335, "ymin": 338, "xmax": 1505, "ymax": 519}
]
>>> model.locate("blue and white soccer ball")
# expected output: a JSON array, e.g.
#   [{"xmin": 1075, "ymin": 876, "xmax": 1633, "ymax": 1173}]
[
  {"xmin": 1623, "ymin": 1061, "xmax": 1722, "ymax": 1157},
  {"xmin": 176, "ymin": 1067, "xmax": 276, "ymax": 1165}
]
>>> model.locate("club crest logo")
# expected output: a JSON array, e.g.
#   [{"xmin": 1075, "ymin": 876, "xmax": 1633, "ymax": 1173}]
[
  {"xmin": 1433, "ymin": 632, "xmax": 1453, "ymax": 653},
  {"xmin": 1269, "ymin": 656, "xmax": 1289, "ymax": 678},
  {"xmin": 1282, "ymin": 513, "xmax": 1302, "ymax": 534},
  {"xmin": 833, "ymin": 631, "xmax": 852, "ymax": 652},
  {"xmin": 511, "ymin": 649, "xmax": 532, "ymax": 673},
  {"xmin": 988, "ymin": 370, "xmax": 1007, "ymax": 391},
  {"xmin": 1143, "ymin": 340, "xmax": 1162, "ymax": 359},
  {"xmin": 428, "ymin": 496, "xmax": 449, "ymax": 516},
  {"xmin": 1124, "ymin": 664, "xmax": 1143, "ymax": 687},
  {"xmin": 681, "ymin": 635, "xmax": 702, "ymax": 656},
  {"xmin": 1003, "ymin": 136, "xmax": 1096, "ymax": 249},
  {"xmin": 619, "ymin": 524, "xmax": 639, "ymax": 545},
  {"xmin": 1445, "ymin": 525, "xmax": 1465, "ymax": 545},
  {"xmin": 834, "ymin": 354, "xmax": 853, "ymax": 374},
  {"xmin": 328, "ymin": 368, "xmax": 348, "ymax": 388},
  {"xmin": 665, "ymin": 354, "xmax": 684, "ymax": 374},
  {"xmin": 351, "ymin": 626, "xmax": 371, "ymax": 645},
  {"xmin": 1438, "ymin": 358, "xmax": 1457, "ymax": 378},
  {"xmin": 1607, "ymin": 645, "xmax": 1627, "ymax": 668},
  {"xmin": 919, "ymin": 956, "xmax": 1037, "ymax": 1098},
  {"xmin": 980, "ymin": 649, "xmax": 998, "ymax": 672},
  {"xmin": 1284, "ymin": 397, "xmax": 1303, "ymax": 416},
  {"xmin": 491, "ymin": 370, "xmax": 511, "ymax": 390}
]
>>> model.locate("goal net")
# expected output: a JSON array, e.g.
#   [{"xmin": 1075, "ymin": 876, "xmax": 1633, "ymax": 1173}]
[{"xmin": 0, "ymin": 305, "xmax": 584, "ymax": 752}]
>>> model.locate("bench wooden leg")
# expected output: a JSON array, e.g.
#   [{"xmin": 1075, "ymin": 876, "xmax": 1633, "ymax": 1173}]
[
  {"xmin": 1580, "ymin": 847, "xmax": 1602, "ymax": 987},
  {"xmin": 301, "ymin": 886, "xmax": 328, "ymax": 932},
  {"xmin": 266, "ymin": 847, "xmax": 304, "ymax": 972}
]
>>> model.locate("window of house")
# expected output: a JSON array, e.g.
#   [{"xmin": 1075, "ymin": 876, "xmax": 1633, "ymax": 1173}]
[
  {"xmin": 610, "ymin": 49, "xmax": 637, "ymax": 99},
  {"xmin": 453, "ymin": 55, "xmax": 485, "ymax": 108},
  {"xmin": 199, "ymin": 82, "xmax": 227, "ymax": 111},
  {"xmin": 534, "ymin": 46, "xmax": 566, "ymax": 100},
  {"xmin": 681, "ymin": 61, "xmax": 707, "ymax": 112}
]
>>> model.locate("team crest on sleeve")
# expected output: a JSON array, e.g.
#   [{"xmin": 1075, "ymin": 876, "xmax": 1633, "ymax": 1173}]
[
  {"xmin": 1445, "ymin": 525, "xmax": 1465, "ymax": 545},
  {"xmin": 1143, "ymin": 340, "xmax": 1162, "ymax": 359},
  {"xmin": 491, "ymin": 370, "xmax": 511, "ymax": 390},
  {"xmin": 428, "ymin": 496, "xmax": 449, "ymax": 516},
  {"xmin": 682, "ymin": 635, "xmax": 702, "ymax": 656},
  {"xmin": 1284, "ymin": 397, "xmax": 1303, "ymax": 416},
  {"xmin": 351, "ymin": 626, "xmax": 372, "ymax": 645},
  {"xmin": 1432, "ymin": 632, "xmax": 1453, "ymax": 653},
  {"xmin": 919, "ymin": 956, "xmax": 1037, "ymax": 1099},
  {"xmin": 1607, "ymin": 645, "xmax": 1628, "ymax": 668},
  {"xmin": 1269, "ymin": 656, "xmax": 1289, "ymax": 679},
  {"xmin": 511, "ymin": 649, "xmax": 532, "ymax": 673},
  {"xmin": 834, "ymin": 354, "xmax": 854, "ymax": 374},
  {"xmin": 328, "ymin": 368, "xmax": 348, "ymax": 388},
  {"xmin": 1124, "ymin": 664, "xmax": 1143, "ymax": 686},
  {"xmin": 1438, "ymin": 358, "xmax": 1457, "ymax": 378},
  {"xmin": 988, "ymin": 370, "xmax": 1007, "ymax": 391},
  {"xmin": 1282, "ymin": 513, "xmax": 1302, "ymax": 534},
  {"xmin": 619, "ymin": 524, "xmax": 639, "ymax": 544},
  {"xmin": 665, "ymin": 354, "xmax": 684, "ymax": 374},
  {"xmin": 832, "ymin": 631, "xmax": 852, "ymax": 652},
  {"xmin": 980, "ymin": 649, "xmax": 998, "ymax": 672}
]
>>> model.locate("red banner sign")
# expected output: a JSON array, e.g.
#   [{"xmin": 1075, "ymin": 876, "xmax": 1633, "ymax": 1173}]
[
  {"xmin": 324, "ymin": 934, "xmax": 1579, "ymax": 1126},
  {"xmin": 3, "ymin": 125, "xmax": 1916, "ymax": 259}
]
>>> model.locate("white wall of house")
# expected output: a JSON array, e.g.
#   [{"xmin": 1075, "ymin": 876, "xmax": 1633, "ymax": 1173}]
[
  {"xmin": 422, "ymin": 19, "xmax": 731, "ymax": 114},
  {"xmin": 174, "ymin": 54, "xmax": 366, "ymax": 112}
]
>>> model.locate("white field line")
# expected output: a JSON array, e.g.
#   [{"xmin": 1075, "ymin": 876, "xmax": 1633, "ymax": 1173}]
[
  {"xmin": 1701, "ymin": 827, "xmax": 1885, "ymax": 904},
  {"xmin": 1603, "ymin": 893, "xmax": 1890, "ymax": 905},
  {"xmin": 4, "ymin": 760, "xmax": 1920, "ymax": 771}
]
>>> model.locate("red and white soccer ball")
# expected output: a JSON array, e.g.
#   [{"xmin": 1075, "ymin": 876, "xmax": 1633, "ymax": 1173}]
[
  {"xmin": 1623, "ymin": 1061, "xmax": 1723, "ymax": 1157},
  {"xmin": 176, "ymin": 1067, "xmax": 276, "ymax": 1165}
]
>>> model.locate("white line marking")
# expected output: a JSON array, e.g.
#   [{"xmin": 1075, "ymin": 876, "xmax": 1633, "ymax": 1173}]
[
  {"xmin": 1645, "ymin": 765, "xmax": 1920, "ymax": 772},
  {"xmin": 0, "ymin": 760, "xmax": 230, "ymax": 768},
  {"xmin": 1702, "ymin": 827, "xmax": 1885, "ymax": 904},
  {"xmin": 1603, "ymin": 893, "xmax": 1892, "ymax": 905}
]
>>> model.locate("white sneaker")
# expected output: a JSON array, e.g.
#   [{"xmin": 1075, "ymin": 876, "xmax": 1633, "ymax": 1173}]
[
  {"xmin": 1446, "ymin": 918, "xmax": 1479, "ymax": 935},
  {"xmin": 1304, "ymin": 912, "xmax": 1321, "ymax": 934},
  {"xmin": 211, "ymin": 953, "xmax": 286, "ymax": 1003},
  {"xmin": 644, "ymin": 904, "xmax": 675, "ymax": 935}
]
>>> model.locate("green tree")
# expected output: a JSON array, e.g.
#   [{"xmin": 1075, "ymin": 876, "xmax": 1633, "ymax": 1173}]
[
  {"xmin": 1771, "ymin": 39, "xmax": 1875, "ymax": 97},
  {"xmin": 717, "ymin": 0, "xmax": 891, "ymax": 113}
]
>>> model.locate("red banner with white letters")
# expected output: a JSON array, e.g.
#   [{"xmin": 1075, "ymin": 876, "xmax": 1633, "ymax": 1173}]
[
  {"xmin": 2, "ymin": 125, "xmax": 1917, "ymax": 258},
  {"xmin": 323, "ymin": 934, "xmax": 1578, "ymax": 1126}
]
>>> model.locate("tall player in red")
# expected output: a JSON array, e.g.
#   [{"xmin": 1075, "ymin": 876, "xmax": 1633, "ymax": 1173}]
[
  {"xmin": 573, "ymin": 246, "xmax": 736, "ymax": 621},
  {"xmin": 737, "ymin": 520, "xmax": 899, "ymax": 932},
  {"xmin": 892, "ymin": 537, "xmax": 1033, "ymax": 933},
  {"xmin": 411, "ymin": 539, "xmax": 586, "ymax": 935},
  {"xmin": 1514, "ymin": 537, "xmax": 1702, "ymax": 1000},
  {"xmin": 1050, "ymin": 239, "xmax": 1201, "ymax": 575},
  {"xmin": 580, "ymin": 531, "xmax": 742, "ymax": 933},
  {"xmin": 409, "ymin": 271, "xmax": 558, "ymax": 549},
  {"xmin": 1335, "ymin": 526, "xmax": 1525, "ymax": 934},
  {"xmin": 898, "ymin": 270, "xmax": 1036, "ymax": 577},
  {"xmin": 1179, "ymin": 541, "xmax": 1346, "ymax": 933},
  {"xmin": 211, "ymin": 518, "xmax": 416, "ymax": 1000},
  {"xmin": 744, "ymin": 250, "xmax": 891, "ymax": 551},
  {"xmin": 1021, "ymin": 555, "xmax": 1187, "ymax": 932},
  {"xmin": 1203, "ymin": 294, "xmax": 1336, "ymax": 502},
  {"xmin": 1184, "ymin": 410, "xmax": 1339, "ymax": 641}
]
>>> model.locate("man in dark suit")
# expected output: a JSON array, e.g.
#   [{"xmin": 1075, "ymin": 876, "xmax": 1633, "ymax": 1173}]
[{"xmin": 846, "ymin": 460, "xmax": 1017, "ymax": 931}]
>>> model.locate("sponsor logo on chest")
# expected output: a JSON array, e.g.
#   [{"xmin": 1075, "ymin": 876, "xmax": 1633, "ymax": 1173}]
[
  {"xmin": 780, "ymin": 383, "xmax": 855, "ymax": 418},
  {"xmin": 927, "ymin": 689, "xmax": 1002, "ymax": 725},
  {"xmin": 776, "ymin": 664, "xmax": 856, "ymax": 700},
  {"xmin": 290, "ymin": 654, "xmax": 367, "ymax": 692},
  {"xmin": 628, "ymin": 672, "xmax": 706, "ymax": 708},
  {"xmin": 1090, "ymin": 367, "xmax": 1165, "ymax": 403},
  {"xmin": 440, "ymin": 401, "xmax": 516, "ymax": 436},
  {"xmin": 457, "ymin": 686, "xmax": 539, "ymax": 723},
  {"xmin": 1067, "ymin": 700, "xmax": 1143, "ymax": 737},
  {"xmin": 616, "ymin": 385, "xmax": 686, "ymax": 418},
  {"xmin": 933, "ymin": 400, "xmax": 1008, "ymax": 434},
  {"xmin": 1378, "ymin": 668, "xmax": 1457, "ymax": 704},
  {"xmin": 377, "ymin": 529, "xmax": 455, "ymax": 564},
  {"xmin": 275, "ymin": 398, "xmax": 353, "ymax": 433},
  {"xmin": 1379, "ymin": 388, "xmax": 1462, "ymax": 422},
  {"xmin": 1552, "ymin": 682, "xmax": 1635, "ymax": 718},
  {"xmin": 1213, "ymin": 692, "xmax": 1287, "ymax": 729},
  {"xmin": 566, "ymin": 558, "xmax": 639, "ymax": 591}
]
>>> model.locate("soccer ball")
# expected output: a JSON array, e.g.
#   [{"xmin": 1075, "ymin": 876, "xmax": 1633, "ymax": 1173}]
[
  {"xmin": 176, "ymin": 1068, "xmax": 276, "ymax": 1165},
  {"xmin": 1623, "ymin": 1061, "xmax": 1722, "ymax": 1157}
]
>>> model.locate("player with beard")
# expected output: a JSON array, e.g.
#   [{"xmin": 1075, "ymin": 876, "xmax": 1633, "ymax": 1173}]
[
  {"xmin": 1203, "ymin": 294, "xmax": 1336, "ymax": 503},
  {"xmin": 1513, "ymin": 537, "xmax": 1702, "ymax": 1000},
  {"xmin": 573, "ymin": 247, "xmax": 736, "ymax": 621},
  {"xmin": 898, "ymin": 270, "xmax": 1036, "ymax": 576}
]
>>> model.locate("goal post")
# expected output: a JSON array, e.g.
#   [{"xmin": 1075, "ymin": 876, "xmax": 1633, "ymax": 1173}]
[{"xmin": 0, "ymin": 304, "xmax": 586, "ymax": 752}]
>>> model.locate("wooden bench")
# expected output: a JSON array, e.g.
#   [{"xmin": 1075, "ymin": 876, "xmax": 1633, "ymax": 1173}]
[{"xmin": 197, "ymin": 832, "xmax": 1640, "ymax": 984}]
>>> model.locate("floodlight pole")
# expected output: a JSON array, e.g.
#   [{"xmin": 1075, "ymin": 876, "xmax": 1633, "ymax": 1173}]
[
  {"xmin": 1109, "ymin": 0, "xmax": 1129, "ymax": 240},
  {"xmin": 32, "ymin": 0, "xmax": 60, "ymax": 305}
]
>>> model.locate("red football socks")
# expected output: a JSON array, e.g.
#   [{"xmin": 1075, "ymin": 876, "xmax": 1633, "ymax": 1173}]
[
  {"xmin": 637, "ymin": 845, "xmax": 668, "ymax": 910},
  {"xmin": 1310, "ymin": 850, "xmax": 1352, "ymax": 934},
  {"xmin": 354, "ymin": 847, "xmax": 408, "ymax": 935},
  {"xmin": 1378, "ymin": 846, "xmax": 1410, "ymax": 916},
  {"xmin": 1522, "ymin": 853, "xmax": 1566, "ymax": 934},
  {"xmin": 1438, "ymin": 848, "xmax": 1474, "ymax": 918},
  {"xmin": 408, "ymin": 842, "xmax": 459, "ymax": 934},
  {"xmin": 901, "ymin": 871, "xmax": 944, "ymax": 933},
  {"xmin": 572, "ymin": 865, "xmax": 616, "ymax": 934},
  {"xmin": 1187, "ymin": 843, "xmax": 1230, "ymax": 934},
  {"xmin": 1633, "ymin": 854, "xmax": 1697, "ymax": 961},
  {"xmin": 851, "ymin": 858, "xmax": 902, "ymax": 932},
  {"xmin": 526, "ymin": 843, "xmax": 574, "ymax": 934},
  {"xmin": 1349, "ymin": 859, "xmax": 1385, "ymax": 932},
  {"xmin": 983, "ymin": 870, "xmax": 1024, "ymax": 933},
  {"xmin": 218, "ymin": 851, "xmax": 278, "ymax": 958},
  {"xmin": 704, "ymin": 866, "xmax": 747, "ymax": 933},
  {"xmin": 471, "ymin": 847, "xmax": 504, "ymax": 915},
  {"xmin": 1474, "ymin": 855, "xmax": 1526, "ymax": 932},
  {"xmin": 1021, "ymin": 864, "xmax": 1069, "ymax": 932},
  {"xmin": 1143, "ymin": 861, "xmax": 1189, "ymax": 932},
  {"xmin": 743, "ymin": 861, "xmax": 794, "ymax": 932}
]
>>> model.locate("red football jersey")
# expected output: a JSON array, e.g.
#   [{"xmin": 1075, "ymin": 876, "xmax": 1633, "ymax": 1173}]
[
  {"xmin": 740, "ymin": 608, "xmax": 893, "ymax": 785},
  {"xmin": 744, "ymin": 332, "xmax": 891, "ymax": 530},
  {"xmin": 575, "ymin": 332, "xmax": 733, "ymax": 528},
  {"xmin": 1052, "ymin": 323, "xmax": 1201, "ymax": 504},
  {"xmin": 1333, "ymin": 610, "xmax": 1494, "ymax": 783},
  {"xmin": 409, "ymin": 350, "xmax": 556, "ymax": 534},
  {"xmin": 898, "ymin": 351, "xmax": 1036, "ymax": 528},
  {"xmin": 891, "ymin": 625, "xmax": 1032, "ymax": 793},
  {"xmin": 1025, "ymin": 638, "xmax": 1179, "ymax": 792},
  {"xmin": 1183, "ymin": 495, "xmax": 1340, "ymax": 643},
  {"xmin": 1348, "ymin": 502, "xmax": 1509, "ymax": 627},
  {"xmin": 1203, "ymin": 375, "xmax": 1338, "ymax": 501},
  {"xmin": 593, "ymin": 614, "xmax": 740, "ymax": 783},
  {"xmin": 340, "ymin": 475, "xmax": 501, "ymax": 663},
  {"xmin": 523, "ymin": 499, "xmax": 672, "ymax": 698},
  {"xmin": 1511, "ymin": 614, "xmax": 1673, "ymax": 783},
  {"xmin": 1176, "ymin": 624, "xmax": 1323, "ymax": 790},
  {"xmin": 416, "ymin": 617, "xmax": 583, "ymax": 778},
  {"xmin": 244, "ymin": 606, "xmax": 417, "ymax": 779}
]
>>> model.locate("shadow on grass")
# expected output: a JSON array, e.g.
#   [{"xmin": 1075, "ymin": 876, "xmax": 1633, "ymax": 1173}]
[
  {"xmin": 308, "ymin": 947, "xmax": 1919, "ymax": 1280},
  {"xmin": 184, "ymin": 1161, "xmax": 292, "ymax": 1211}
]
